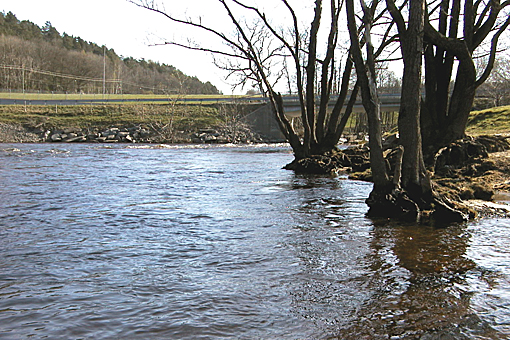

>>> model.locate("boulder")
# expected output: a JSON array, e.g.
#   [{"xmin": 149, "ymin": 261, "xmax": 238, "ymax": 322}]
[
  {"xmin": 50, "ymin": 134, "xmax": 62, "ymax": 142},
  {"xmin": 64, "ymin": 136, "xmax": 86, "ymax": 143}
]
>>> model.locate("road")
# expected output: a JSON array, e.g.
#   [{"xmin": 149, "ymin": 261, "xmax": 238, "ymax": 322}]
[{"xmin": 0, "ymin": 94, "xmax": 401, "ymax": 109}]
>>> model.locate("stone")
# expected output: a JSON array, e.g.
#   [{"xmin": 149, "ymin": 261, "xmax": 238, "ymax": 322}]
[
  {"xmin": 204, "ymin": 135, "xmax": 217, "ymax": 143},
  {"xmin": 51, "ymin": 134, "xmax": 62, "ymax": 142},
  {"xmin": 64, "ymin": 136, "xmax": 86, "ymax": 143},
  {"xmin": 472, "ymin": 184, "xmax": 494, "ymax": 201}
]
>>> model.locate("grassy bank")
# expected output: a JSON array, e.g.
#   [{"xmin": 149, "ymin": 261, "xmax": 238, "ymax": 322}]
[
  {"xmin": 0, "ymin": 103, "xmax": 223, "ymax": 132},
  {"xmin": 467, "ymin": 105, "xmax": 510, "ymax": 136}
]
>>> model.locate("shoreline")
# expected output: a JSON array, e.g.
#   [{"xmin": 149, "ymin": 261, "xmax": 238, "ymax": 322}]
[{"xmin": 0, "ymin": 122, "xmax": 278, "ymax": 145}]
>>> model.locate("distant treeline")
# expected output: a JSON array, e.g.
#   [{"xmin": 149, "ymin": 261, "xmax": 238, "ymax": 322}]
[{"xmin": 0, "ymin": 11, "xmax": 220, "ymax": 95}]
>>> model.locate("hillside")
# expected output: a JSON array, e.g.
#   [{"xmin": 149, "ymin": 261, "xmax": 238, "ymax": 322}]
[
  {"xmin": 0, "ymin": 11, "xmax": 220, "ymax": 95},
  {"xmin": 467, "ymin": 105, "xmax": 510, "ymax": 136}
]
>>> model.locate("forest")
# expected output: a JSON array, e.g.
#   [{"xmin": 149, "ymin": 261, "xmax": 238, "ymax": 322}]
[{"xmin": 0, "ymin": 11, "xmax": 220, "ymax": 95}]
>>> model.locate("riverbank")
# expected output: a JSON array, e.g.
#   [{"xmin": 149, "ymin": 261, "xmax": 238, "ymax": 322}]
[
  {"xmin": 440, "ymin": 147, "xmax": 510, "ymax": 217},
  {"xmin": 0, "ymin": 103, "xmax": 269, "ymax": 144}
]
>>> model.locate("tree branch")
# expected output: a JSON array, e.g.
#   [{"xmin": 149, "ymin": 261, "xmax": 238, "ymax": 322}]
[{"xmin": 475, "ymin": 14, "xmax": 510, "ymax": 87}]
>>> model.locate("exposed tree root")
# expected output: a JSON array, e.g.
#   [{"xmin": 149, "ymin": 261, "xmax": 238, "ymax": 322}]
[
  {"xmin": 284, "ymin": 135, "xmax": 510, "ymax": 223},
  {"xmin": 283, "ymin": 146, "xmax": 370, "ymax": 174}
]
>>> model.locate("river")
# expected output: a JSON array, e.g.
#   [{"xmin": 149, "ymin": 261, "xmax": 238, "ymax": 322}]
[{"xmin": 0, "ymin": 143, "xmax": 509, "ymax": 339}]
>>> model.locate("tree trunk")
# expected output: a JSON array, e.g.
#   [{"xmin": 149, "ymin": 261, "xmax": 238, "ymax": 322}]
[
  {"xmin": 346, "ymin": 0, "xmax": 390, "ymax": 191},
  {"xmin": 396, "ymin": 0, "xmax": 430, "ymax": 200}
]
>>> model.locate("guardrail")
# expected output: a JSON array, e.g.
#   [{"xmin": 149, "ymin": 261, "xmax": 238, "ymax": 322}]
[{"xmin": 0, "ymin": 93, "xmax": 402, "ymax": 107}]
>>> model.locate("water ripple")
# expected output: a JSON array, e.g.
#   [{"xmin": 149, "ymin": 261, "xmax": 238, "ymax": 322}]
[{"xmin": 0, "ymin": 143, "xmax": 509, "ymax": 339}]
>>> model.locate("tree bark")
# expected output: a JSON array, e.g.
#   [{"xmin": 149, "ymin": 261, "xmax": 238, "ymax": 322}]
[
  {"xmin": 388, "ymin": 0, "xmax": 428, "ymax": 196},
  {"xmin": 346, "ymin": 0, "xmax": 390, "ymax": 190}
]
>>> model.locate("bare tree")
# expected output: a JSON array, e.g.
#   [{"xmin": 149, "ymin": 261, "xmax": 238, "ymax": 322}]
[
  {"xmin": 346, "ymin": 0, "xmax": 390, "ymax": 193},
  {"xmin": 386, "ymin": 0, "xmax": 430, "ymax": 198},
  {"xmin": 421, "ymin": 0, "xmax": 510, "ymax": 152},
  {"xmin": 130, "ymin": 0, "xmax": 366, "ymax": 164},
  {"xmin": 478, "ymin": 56, "xmax": 510, "ymax": 107},
  {"xmin": 347, "ymin": 0, "xmax": 468, "ymax": 221}
]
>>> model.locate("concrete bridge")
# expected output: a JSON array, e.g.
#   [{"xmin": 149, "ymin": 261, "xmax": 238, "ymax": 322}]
[
  {"xmin": 244, "ymin": 94, "xmax": 401, "ymax": 141},
  {"xmin": 280, "ymin": 94, "xmax": 401, "ymax": 117}
]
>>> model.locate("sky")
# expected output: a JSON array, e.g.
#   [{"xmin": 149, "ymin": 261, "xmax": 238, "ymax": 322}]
[{"xmin": 1, "ymin": 0, "xmax": 253, "ymax": 94}]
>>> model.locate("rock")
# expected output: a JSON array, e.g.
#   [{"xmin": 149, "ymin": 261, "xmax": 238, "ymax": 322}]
[
  {"xmin": 471, "ymin": 184, "xmax": 494, "ymax": 201},
  {"xmin": 383, "ymin": 133, "xmax": 399, "ymax": 150},
  {"xmin": 204, "ymin": 135, "xmax": 217, "ymax": 143},
  {"xmin": 63, "ymin": 136, "xmax": 82, "ymax": 142},
  {"xmin": 51, "ymin": 134, "xmax": 62, "ymax": 142}
]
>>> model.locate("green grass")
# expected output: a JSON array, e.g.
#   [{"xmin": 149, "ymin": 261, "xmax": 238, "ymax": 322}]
[
  {"xmin": 467, "ymin": 105, "xmax": 510, "ymax": 136},
  {"xmin": 0, "ymin": 103, "xmax": 223, "ymax": 132}
]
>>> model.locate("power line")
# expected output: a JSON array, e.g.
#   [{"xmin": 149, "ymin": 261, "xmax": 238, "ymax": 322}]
[
  {"xmin": 0, "ymin": 64, "xmax": 120, "ymax": 83},
  {"xmin": 0, "ymin": 64, "xmax": 168, "ymax": 92}
]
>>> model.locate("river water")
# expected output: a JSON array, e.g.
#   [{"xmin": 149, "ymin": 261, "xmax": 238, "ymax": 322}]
[{"xmin": 0, "ymin": 143, "xmax": 509, "ymax": 339}]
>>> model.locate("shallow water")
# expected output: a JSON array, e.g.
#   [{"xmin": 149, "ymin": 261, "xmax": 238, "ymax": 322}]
[{"xmin": 0, "ymin": 143, "xmax": 509, "ymax": 339}]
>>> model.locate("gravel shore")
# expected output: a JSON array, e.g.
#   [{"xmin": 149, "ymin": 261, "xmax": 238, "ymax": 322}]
[{"xmin": 0, "ymin": 123, "xmax": 42, "ymax": 143}]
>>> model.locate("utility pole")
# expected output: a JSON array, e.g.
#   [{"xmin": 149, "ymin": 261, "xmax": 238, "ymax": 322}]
[
  {"xmin": 22, "ymin": 66, "xmax": 25, "ymax": 94},
  {"xmin": 103, "ymin": 46, "xmax": 106, "ymax": 99}
]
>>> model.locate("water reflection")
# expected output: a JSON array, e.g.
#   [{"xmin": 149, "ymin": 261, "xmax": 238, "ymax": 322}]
[
  {"xmin": 346, "ymin": 222, "xmax": 497, "ymax": 339},
  {"xmin": 284, "ymin": 173, "xmax": 507, "ymax": 339}
]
